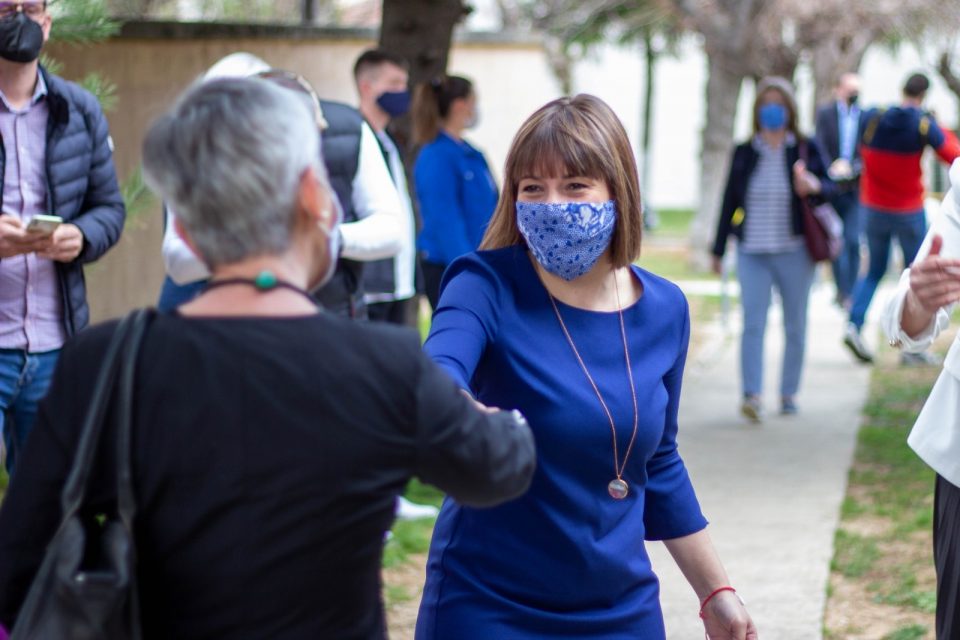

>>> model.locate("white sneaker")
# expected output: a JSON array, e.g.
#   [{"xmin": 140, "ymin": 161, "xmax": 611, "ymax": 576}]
[
  {"xmin": 900, "ymin": 351, "xmax": 942, "ymax": 367},
  {"xmin": 843, "ymin": 323, "xmax": 874, "ymax": 364},
  {"xmin": 395, "ymin": 496, "xmax": 439, "ymax": 520}
]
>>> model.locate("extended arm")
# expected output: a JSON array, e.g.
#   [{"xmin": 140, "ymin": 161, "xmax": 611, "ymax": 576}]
[
  {"xmin": 882, "ymin": 162, "xmax": 960, "ymax": 349},
  {"xmin": 413, "ymin": 350, "xmax": 535, "ymax": 507}
]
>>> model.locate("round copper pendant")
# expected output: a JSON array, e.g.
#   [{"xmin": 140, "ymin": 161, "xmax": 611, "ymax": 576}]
[{"xmin": 608, "ymin": 478, "xmax": 629, "ymax": 499}]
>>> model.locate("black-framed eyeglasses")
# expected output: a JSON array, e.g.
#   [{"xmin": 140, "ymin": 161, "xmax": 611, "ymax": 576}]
[
  {"xmin": 254, "ymin": 69, "xmax": 328, "ymax": 131},
  {"xmin": 0, "ymin": 1, "xmax": 47, "ymax": 20}
]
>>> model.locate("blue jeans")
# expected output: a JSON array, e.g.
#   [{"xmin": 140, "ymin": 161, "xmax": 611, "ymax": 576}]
[
  {"xmin": 157, "ymin": 276, "xmax": 207, "ymax": 313},
  {"xmin": 849, "ymin": 207, "xmax": 926, "ymax": 329},
  {"xmin": 830, "ymin": 191, "xmax": 862, "ymax": 300},
  {"xmin": 737, "ymin": 246, "xmax": 815, "ymax": 398},
  {"xmin": 0, "ymin": 348, "xmax": 60, "ymax": 475}
]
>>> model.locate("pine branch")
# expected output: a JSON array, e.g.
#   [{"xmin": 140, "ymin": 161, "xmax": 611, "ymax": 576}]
[
  {"xmin": 38, "ymin": 53, "xmax": 63, "ymax": 76},
  {"xmin": 121, "ymin": 167, "xmax": 155, "ymax": 227},
  {"xmin": 49, "ymin": 1, "xmax": 120, "ymax": 46},
  {"xmin": 78, "ymin": 72, "xmax": 118, "ymax": 112}
]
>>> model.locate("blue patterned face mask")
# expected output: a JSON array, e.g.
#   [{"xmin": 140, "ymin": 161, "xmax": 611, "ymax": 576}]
[{"xmin": 516, "ymin": 200, "xmax": 617, "ymax": 280}]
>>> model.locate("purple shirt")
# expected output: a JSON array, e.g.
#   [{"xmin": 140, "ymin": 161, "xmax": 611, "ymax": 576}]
[{"xmin": 0, "ymin": 73, "xmax": 66, "ymax": 353}]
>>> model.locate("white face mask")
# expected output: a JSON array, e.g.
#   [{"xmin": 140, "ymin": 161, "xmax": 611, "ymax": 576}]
[
  {"xmin": 465, "ymin": 108, "xmax": 480, "ymax": 129},
  {"xmin": 312, "ymin": 192, "xmax": 343, "ymax": 290}
]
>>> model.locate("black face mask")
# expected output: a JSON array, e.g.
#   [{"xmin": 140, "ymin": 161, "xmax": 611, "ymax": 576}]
[
  {"xmin": 0, "ymin": 13, "xmax": 44, "ymax": 64},
  {"xmin": 848, "ymin": 93, "xmax": 859, "ymax": 106}
]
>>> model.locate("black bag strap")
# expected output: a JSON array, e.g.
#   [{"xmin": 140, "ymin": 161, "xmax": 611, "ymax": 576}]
[
  {"xmin": 58, "ymin": 309, "xmax": 152, "ymax": 520},
  {"xmin": 117, "ymin": 309, "xmax": 153, "ymax": 526}
]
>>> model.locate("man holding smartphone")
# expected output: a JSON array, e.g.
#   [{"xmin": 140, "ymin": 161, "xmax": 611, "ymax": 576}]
[{"xmin": 0, "ymin": 1, "xmax": 125, "ymax": 474}]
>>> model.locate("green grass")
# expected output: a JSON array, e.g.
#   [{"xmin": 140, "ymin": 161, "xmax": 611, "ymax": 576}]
[
  {"xmin": 635, "ymin": 247, "xmax": 713, "ymax": 281},
  {"xmin": 882, "ymin": 624, "xmax": 929, "ymax": 640},
  {"xmin": 832, "ymin": 529, "xmax": 880, "ymax": 578},
  {"xmin": 826, "ymin": 343, "xmax": 943, "ymax": 637},
  {"xmin": 851, "ymin": 365, "xmax": 937, "ymax": 528},
  {"xmin": 383, "ymin": 479, "xmax": 444, "ymax": 569},
  {"xmin": 384, "ymin": 583, "xmax": 414, "ymax": 608},
  {"xmin": 649, "ymin": 208, "xmax": 695, "ymax": 237}
]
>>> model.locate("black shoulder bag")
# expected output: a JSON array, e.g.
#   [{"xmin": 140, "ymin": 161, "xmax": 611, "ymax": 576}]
[{"xmin": 11, "ymin": 309, "xmax": 152, "ymax": 640}]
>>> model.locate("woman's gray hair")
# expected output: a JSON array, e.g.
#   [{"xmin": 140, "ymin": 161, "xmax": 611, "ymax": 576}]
[{"xmin": 142, "ymin": 77, "xmax": 327, "ymax": 267}]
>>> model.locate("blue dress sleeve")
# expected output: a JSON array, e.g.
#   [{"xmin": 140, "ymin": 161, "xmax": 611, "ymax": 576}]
[
  {"xmin": 643, "ymin": 295, "xmax": 709, "ymax": 541},
  {"xmin": 415, "ymin": 146, "xmax": 474, "ymax": 264},
  {"xmin": 422, "ymin": 254, "xmax": 503, "ymax": 392}
]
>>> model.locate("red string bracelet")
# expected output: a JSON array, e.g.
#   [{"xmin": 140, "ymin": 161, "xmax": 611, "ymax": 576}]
[{"xmin": 698, "ymin": 586, "xmax": 737, "ymax": 619}]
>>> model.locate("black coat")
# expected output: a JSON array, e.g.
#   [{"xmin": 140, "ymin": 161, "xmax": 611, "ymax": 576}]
[{"xmin": 711, "ymin": 136, "xmax": 835, "ymax": 258}]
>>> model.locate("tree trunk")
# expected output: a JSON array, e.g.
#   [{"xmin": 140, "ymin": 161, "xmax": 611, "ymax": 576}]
[
  {"xmin": 379, "ymin": 0, "xmax": 470, "ymax": 152},
  {"xmin": 301, "ymin": 0, "xmax": 318, "ymax": 24},
  {"xmin": 640, "ymin": 28, "xmax": 656, "ymax": 208},
  {"xmin": 688, "ymin": 55, "xmax": 743, "ymax": 269},
  {"xmin": 938, "ymin": 51, "xmax": 960, "ymax": 108},
  {"xmin": 810, "ymin": 32, "xmax": 873, "ymax": 109},
  {"xmin": 542, "ymin": 36, "xmax": 574, "ymax": 95}
]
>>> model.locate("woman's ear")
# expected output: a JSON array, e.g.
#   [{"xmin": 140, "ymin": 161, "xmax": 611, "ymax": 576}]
[{"xmin": 297, "ymin": 166, "xmax": 333, "ymax": 230}]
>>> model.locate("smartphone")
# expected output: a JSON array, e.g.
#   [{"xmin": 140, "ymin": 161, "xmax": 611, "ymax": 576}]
[{"xmin": 26, "ymin": 214, "xmax": 62, "ymax": 235}]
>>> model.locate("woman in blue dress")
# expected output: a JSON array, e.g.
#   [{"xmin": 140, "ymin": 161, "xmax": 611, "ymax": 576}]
[{"xmin": 415, "ymin": 95, "xmax": 757, "ymax": 640}]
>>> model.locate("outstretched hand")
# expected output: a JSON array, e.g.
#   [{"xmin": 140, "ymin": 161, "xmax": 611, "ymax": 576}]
[
  {"xmin": 907, "ymin": 234, "xmax": 960, "ymax": 315},
  {"xmin": 701, "ymin": 590, "xmax": 758, "ymax": 639}
]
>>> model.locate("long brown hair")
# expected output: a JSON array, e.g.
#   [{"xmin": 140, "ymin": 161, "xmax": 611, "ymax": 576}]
[
  {"xmin": 481, "ymin": 94, "xmax": 643, "ymax": 267},
  {"xmin": 411, "ymin": 75, "xmax": 473, "ymax": 146}
]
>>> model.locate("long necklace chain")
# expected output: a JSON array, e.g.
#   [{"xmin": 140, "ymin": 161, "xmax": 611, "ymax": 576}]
[{"xmin": 548, "ymin": 272, "xmax": 639, "ymax": 499}]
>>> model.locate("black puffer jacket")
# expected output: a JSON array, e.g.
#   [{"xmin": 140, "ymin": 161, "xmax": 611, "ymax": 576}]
[{"xmin": 3, "ymin": 67, "xmax": 126, "ymax": 336}]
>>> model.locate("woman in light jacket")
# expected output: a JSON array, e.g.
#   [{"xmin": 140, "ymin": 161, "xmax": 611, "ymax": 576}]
[{"xmin": 881, "ymin": 158, "xmax": 960, "ymax": 640}]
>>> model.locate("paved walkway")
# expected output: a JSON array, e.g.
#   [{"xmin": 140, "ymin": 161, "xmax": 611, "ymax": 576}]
[{"xmin": 646, "ymin": 280, "xmax": 881, "ymax": 639}]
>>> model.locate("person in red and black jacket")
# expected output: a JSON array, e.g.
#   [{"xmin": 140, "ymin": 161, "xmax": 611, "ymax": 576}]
[{"xmin": 842, "ymin": 73, "xmax": 960, "ymax": 364}]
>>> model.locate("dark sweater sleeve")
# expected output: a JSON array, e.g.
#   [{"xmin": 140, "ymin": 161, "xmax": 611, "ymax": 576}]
[
  {"xmin": 412, "ymin": 349, "xmax": 536, "ymax": 508},
  {"xmin": 0, "ymin": 326, "xmax": 114, "ymax": 629},
  {"xmin": 712, "ymin": 145, "xmax": 743, "ymax": 258}
]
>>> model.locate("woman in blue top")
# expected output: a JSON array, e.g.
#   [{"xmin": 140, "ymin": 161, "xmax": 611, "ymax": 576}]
[
  {"xmin": 415, "ymin": 95, "xmax": 757, "ymax": 639},
  {"xmin": 411, "ymin": 75, "xmax": 498, "ymax": 310}
]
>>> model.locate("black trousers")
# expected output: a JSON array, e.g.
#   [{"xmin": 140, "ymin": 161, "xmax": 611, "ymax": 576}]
[
  {"xmin": 935, "ymin": 474, "xmax": 960, "ymax": 639},
  {"xmin": 421, "ymin": 260, "xmax": 447, "ymax": 312},
  {"xmin": 367, "ymin": 297, "xmax": 415, "ymax": 327}
]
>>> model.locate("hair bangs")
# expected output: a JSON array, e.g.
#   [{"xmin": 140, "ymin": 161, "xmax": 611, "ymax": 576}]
[{"xmin": 509, "ymin": 111, "xmax": 608, "ymax": 186}]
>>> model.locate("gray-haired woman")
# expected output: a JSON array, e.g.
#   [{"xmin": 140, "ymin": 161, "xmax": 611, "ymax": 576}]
[{"xmin": 0, "ymin": 78, "xmax": 535, "ymax": 639}]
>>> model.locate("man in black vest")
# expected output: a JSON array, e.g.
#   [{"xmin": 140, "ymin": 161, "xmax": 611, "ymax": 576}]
[
  {"xmin": 312, "ymin": 98, "xmax": 403, "ymax": 319},
  {"xmin": 353, "ymin": 50, "xmax": 418, "ymax": 326}
]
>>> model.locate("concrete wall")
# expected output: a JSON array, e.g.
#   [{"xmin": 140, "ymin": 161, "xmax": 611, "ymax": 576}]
[{"xmin": 46, "ymin": 21, "xmax": 561, "ymax": 321}]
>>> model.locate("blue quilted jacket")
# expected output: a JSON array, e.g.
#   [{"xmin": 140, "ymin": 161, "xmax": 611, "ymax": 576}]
[{"xmin": 0, "ymin": 67, "xmax": 126, "ymax": 336}]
